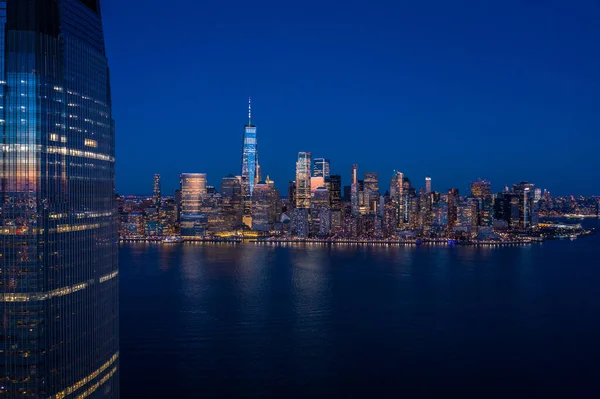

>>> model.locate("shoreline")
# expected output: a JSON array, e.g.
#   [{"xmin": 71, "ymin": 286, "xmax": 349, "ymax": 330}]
[{"xmin": 118, "ymin": 237, "xmax": 569, "ymax": 246}]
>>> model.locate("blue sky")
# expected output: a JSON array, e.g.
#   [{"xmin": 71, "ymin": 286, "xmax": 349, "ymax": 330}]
[{"xmin": 102, "ymin": 0, "xmax": 600, "ymax": 196}]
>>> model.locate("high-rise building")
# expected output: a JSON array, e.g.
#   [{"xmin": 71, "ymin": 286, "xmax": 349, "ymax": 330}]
[
  {"xmin": 154, "ymin": 173, "xmax": 161, "ymax": 206},
  {"xmin": 0, "ymin": 1, "xmax": 119, "ymax": 397},
  {"xmin": 252, "ymin": 178, "xmax": 280, "ymax": 232},
  {"xmin": 221, "ymin": 174, "xmax": 243, "ymax": 231},
  {"xmin": 471, "ymin": 180, "xmax": 491, "ymax": 198},
  {"xmin": 513, "ymin": 182, "xmax": 538, "ymax": 229},
  {"xmin": 425, "ymin": 176, "xmax": 432, "ymax": 194},
  {"xmin": 329, "ymin": 175, "xmax": 342, "ymax": 211},
  {"xmin": 311, "ymin": 187, "xmax": 331, "ymax": 236},
  {"xmin": 241, "ymin": 97, "xmax": 258, "ymax": 223},
  {"xmin": 390, "ymin": 171, "xmax": 404, "ymax": 202},
  {"xmin": 180, "ymin": 173, "xmax": 207, "ymax": 215},
  {"xmin": 447, "ymin": 188, "xmax": 460, "ymax": 230},
  {"xmin": 351, "ymin": 164, "xmax": 358, "ymax": 184},
  {"xmin": 296, "ymin": 152, "xmax": 312, "ymax": 209},
  {"xmin": 313, "ymin": 158, "xmax": 331, "ymax": 179},
  {"xmin": 363, "ymin": 172, "xmax": 379, "ymax": 213},
  {"xmin": 287, "ymin": 181, "xmax": 296, "ymax": 211}
]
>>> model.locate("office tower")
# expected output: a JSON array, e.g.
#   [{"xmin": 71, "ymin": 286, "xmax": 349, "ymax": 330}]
[
  {"xmin": 470, "ymin": 180, "xmax": 492, "ymax": 226},
  {"xmin": 200, "ymin": 193, "xmax": 224, "ymax": 233},
  {"xmin": 252, "ymin": 178, "xmax": 280, "ymax": 232},
  {"xmin": 329, "ymin": 175, "xmax": 342, "ymax": 211},
  {"xmin": 471, "ymin": 180, "xmax": 491, "ymax": 198},
  {"xmin": 419, "ymin": 191, "xmax": 434, "ymax": 233},
  {"xmin": 513, "ymin": 182, "xmax": 537, "ymax": 229},
  {"xmin": 351, "ymin": 184, "xmax": 359, "ymax": 216},
  {"xmin": 363, "ymin": 172, "xmax": 378, "ymax": 192},
  {"xmin": 0, "ymin": 1, "xmax": 119, "ymax": 397},
  {"xmin": 432, "ymin": 201, "xmax": 449, "ymax": 232},
  {"xmin": 314, "ymin": 158, "xmax": 331, "ymax": 179},
  {"xmin": 241, "ymin": 97, "xmax": 258, "ymax": 223},
  {"xmin": 180, "ymin": 173, "xmax": 207, "ymax": 215},
  {"xmin": 153, "ymin": 173, "xmax": 161, "ymax": 206},
  {"xmin": 390, "ymin": 171, "xmax": 404, "ymax": 201},
  {"xmin": 408, "ymin": 196, "xmax": 421, "ymax": 230},
  {"xmin": 351, "ymin": 164, "xmax": 358, "ymax": 184},
  {"xmin": 221, "ymin": 174, "xmax": 243, "ymax": 231},
  {"xmin": 287, "ymin": 181, "xmax": 296, "ymax": 211},
  {"xmin": 328, "ymin": 175, "xmax": 342, "ymax": 232},
  {"xmin": 291, "ymin": 208, "xmax": 310, "ymax": 238},
  {"xmin": 383, "ymin": 196, "xmax": 398, "ymax": 237},
  {"xmin": 350, "ymin": 164, "xmax": 359, "ymax": 215},
  {"xmin": 447, "ymin": 188, "xmax": 460, "ymax": 230},
  {"xmin": 456, "ymin": 199, "xmax": 478, "ymax": 235},
  {"xmin": 425, "ymin": 176, "xmax": 432, "ymax": 194},
  {"xmin": 364, "ymin": 172, "xmax": 379, "ymax": 213},
  {"xmin": 160, "ymin": 199, "xmax": 179, "ymax": 235},
  {"xmin": 311, "ymin": 187, "xmax": 330, "ymax": 236},
  {"xmin": 295, "ymin": 152, "xmax": 312, "ymax": 209}
]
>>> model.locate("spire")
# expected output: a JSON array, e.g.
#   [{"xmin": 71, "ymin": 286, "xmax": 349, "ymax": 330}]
[{"xmin": 248, "ymin": 96, "xmax": 252, "ymax": 126}]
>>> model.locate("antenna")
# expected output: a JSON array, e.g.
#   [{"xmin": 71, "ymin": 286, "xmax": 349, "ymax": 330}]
[{"xmin": 248, "ymin": 97, "xmax": 252, "ymax": 125}]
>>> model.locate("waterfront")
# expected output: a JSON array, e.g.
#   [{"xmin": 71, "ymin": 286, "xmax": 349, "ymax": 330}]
[{"xmin": 120, "ymin": 219, "xmax": 600, "ymax": 398}]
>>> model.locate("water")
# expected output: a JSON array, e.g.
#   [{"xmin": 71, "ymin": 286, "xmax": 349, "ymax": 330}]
[{"xmin": 120, "ymin": 220, "xmax": 600, "ymax": 398}]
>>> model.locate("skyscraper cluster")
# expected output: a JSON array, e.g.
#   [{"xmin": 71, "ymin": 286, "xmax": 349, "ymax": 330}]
[{"xmin": 116, "ymin": 100, "xmax": 562, "ymax": 242}]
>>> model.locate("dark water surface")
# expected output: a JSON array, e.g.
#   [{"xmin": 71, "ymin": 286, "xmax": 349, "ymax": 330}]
[{"xmin": 120, "ymin": 221, "xmax": 600, "ymax": 398}]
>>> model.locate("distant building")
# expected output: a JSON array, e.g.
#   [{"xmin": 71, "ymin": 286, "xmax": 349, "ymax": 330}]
[
  {"xmin": 447, "ymin": 188, "xmax": 459, "ymax": 230},
  {"xmin": 180, "ymin": 173, "xmax": 207, "ymax": 215},
  {"xmin": 329, "ymin": 175, "xmax": 342, "ymax": 211},
  {"xmin": 154, "ymin": 173, "xmax": 161, "ymax": 206},
  {"xmin": 252, "ymin": 177, "xmax": 281, "ymax": 232},
  {"xmin": 313, "ymin": 158, "xmax": 331, "ymax": 179},
  {"xmin": 292, "ymin": 208, "xmax": 310, "ymax": 238},
  {"xmin": 513, "ymin": 182, "xmax": 538, "ymax": 229},
  {"xmin": 221, "ymin": 174, "xmax": 243, "ymax": 231},
  {"xmin": 288, "ymin": 181, "xmax": 296, "ymax": 211},
  {"xmin": 471, "ymin": 180, "xmax": 491, "ymax": 198},
  {"xmin": 311, "ymin": 186, "xmax": 330, "ymax": 236},
  {"xmin": 296, "ymin": 152, "xmax": 312, "ymax": 209},
  {"xmin": 425, "ymin": 176, "xmax": 432, "ymax": 194}
]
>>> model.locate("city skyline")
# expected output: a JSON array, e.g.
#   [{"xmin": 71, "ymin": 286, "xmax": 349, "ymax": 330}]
[{"xmin": 102, "ymin": 0, "xmax": 600, "ymax": 196}]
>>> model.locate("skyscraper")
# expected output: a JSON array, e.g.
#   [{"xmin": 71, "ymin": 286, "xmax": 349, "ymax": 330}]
[
  {"xmin": 351, "ymin": 165, "xmax": 359, "ymax": 215},
  {"xmin": 180, "ymin": 173, "xmax": 207, "ymax": 215},
  {"xmin": 351, "ymin": 164, "xmax": 358, "ymax": 184},
  {"xmin": 241, "ymin": 97, "xmax": 258, "ymax": 224},
  {"xmin": 221, "ymin": 174, "xmax": 243, "ymax": 231},
  {"xmin": 0, "ymin": 1, "xmax": 118, "ymax": 397},
  {"xmin": 296, "ymin": 152, "xmax": 312, "ymax": 209},
  {"xmin": 313, "ymin": 158, "xmax": 331, "ymax": 179},
  {"xmin": 329, "ymin": 175, "xmax": 342, "ymax": 211},
  {"xmin": 471, "ymin": 180, "xmax": 491, "ymax": 198},
  {"xmin": 447, "ymin": 188, "xmax": 460, "ymax": 230},
  {"xmin": 154, "ymin": 173, "xmax": 161, "ymax": 206},
  {"xmin": 251, "ymin": 178, "xmax": 280, "ymax": 232},
  {"xmin": 425, "ymin": 176, "xmax": 432, "ymax": 194}
]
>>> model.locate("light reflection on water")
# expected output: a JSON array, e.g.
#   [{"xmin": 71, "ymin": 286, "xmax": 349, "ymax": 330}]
[{"xmin": 120, "ymin": 221, "xmax": 600, "ymax": 398}]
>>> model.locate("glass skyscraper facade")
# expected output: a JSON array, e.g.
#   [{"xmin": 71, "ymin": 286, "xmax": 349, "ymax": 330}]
[
  {"xmin": 313, "ymin": 158, "xmax": 330, "ymax": 179},
  {"xmin": 0, "ymin": 1, "xmax": 118, "ymax": 397},
  {"xmin": 295, "ymin": 152, "xmax": 312, "ymax": 209},
  {"xmin": 241, "ymin": 98, "xmax": 258, "ymax": 210}
]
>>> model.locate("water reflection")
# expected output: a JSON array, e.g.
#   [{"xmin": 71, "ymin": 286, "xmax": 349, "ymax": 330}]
[{"xmin": 120, "ymin": 223, "xmax": 600, "ymax": 398}]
